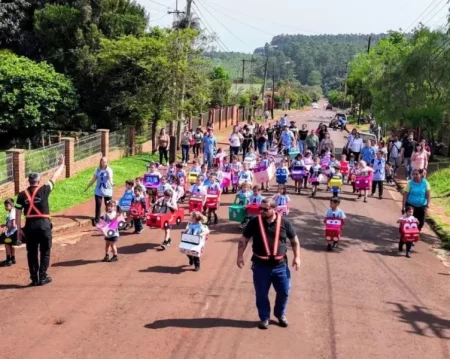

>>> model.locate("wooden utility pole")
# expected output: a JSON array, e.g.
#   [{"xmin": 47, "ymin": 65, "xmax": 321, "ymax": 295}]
[
  {"xmin": 261, "ymin": 56, "xmax": 268, "ymax": 101},
  {"xmin": 271, "ymin": 64, "xmax": 275, "ymax": 119},
  {"xmin": 358, "ymin": 36, "xmax": 372, "ymax": 125}
]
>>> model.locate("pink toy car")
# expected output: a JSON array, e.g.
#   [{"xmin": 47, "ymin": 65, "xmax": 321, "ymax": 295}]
[
  {"xmin": 355, "ymin": 175, "xmax": 371, "ymax": 190},
  {"xmin": 221, "ymin": 172, "xmax": 231, "ymax": 189},
  {"xmin": 96, "ymin": 215, "xmax": 127, "ymax": 238},
  {"xmin": 276, "ymin": 205, "xmax": 289, "ymax": 216}
]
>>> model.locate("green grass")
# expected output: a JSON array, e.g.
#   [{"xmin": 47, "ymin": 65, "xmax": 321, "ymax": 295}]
[
  {"xmin": 426, "ymin": 168, "xmax": 450, "ymax": 249},
  {"xmin": 0, "ymin": 153, "xmax": 157, "ymax": 219},
  {"xmin": 347, "ymin": 115, "xmax": 370, "ymax": 132}
]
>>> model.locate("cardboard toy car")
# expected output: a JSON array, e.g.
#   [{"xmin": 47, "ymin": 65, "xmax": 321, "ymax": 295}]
[
  {"xmin": 118, "ymin": 190, "xmax": 134, "ymax": 212},
  {"xmin": 189, "ymin": 193, "xmax": 205, "ymax": 212},
  {"xmin": 289, "ymin": 147, "xmax": 300, "ymax": 160},
  {"xmin": 308, "ymin": 173, "xmax": 323, "ymax": 184},
  {"xmin": 243, "ymin": 158, "xmax": 257, "ymax": 169},
  {"xmin": 229, "ymin": 204, "xmax": 247, "ymax": 222},
  {"xmin": 146, "ymin": 208, "xmax": 184, "ymax": 229},
  {"xmin": 179, "ymin": 233, "xmax": 207, "ymax": 257},
  {"xmin": 188, "ymin": 172, "xmax": 198, "ymax": 184},
  {"xmin": 355, "ymin": 175, "xmax": 371, "ymax": 190},
  {"xmin": 320, "ymin": 158, "xmax": 330, "ymax": 169},
  {"xmin": 130, "ymin": 200, "xmax": 147, "ymax": 219},
  {"xmin": 96, "ymin": 215, "xmax": 127, "ymax": 238},
  {"xmin": 144, "ymin": 174, "xmax": 160, "ymax": 190},
  {"xmin": 254, "ymin": 163, "xmax": 275, "ymax": 183},
  {"xmin": 206, "ymin": 189, "xmax": 220, "ymax": 210},
  {"xmin": 400, "ymin": 221, "xmax": 420, "ymax": 242},
  {"xmin": 221, "ymin": 172, "xmax": 231, "ymax": 189},
  {"xmin": 276, "ymin": 169, "xmax": 289, "ymax": 184},
  {"xmin": 246, "ymin": 202, "xmax": 261, "ymax": 216},
  {"xmin": 324, "ymin": 217, "xmax": 344, "ymax": 242},
  {"xmin": 291, "ymin": 166, "xmax": 306, "ymax": 181},
  {"xmin": 276, "ymin": 205, "xmax": 289, "ymax": 216},
  {"xmin": 231, "ymin": 173, "xmax": 239, "ymax": 186},
  {"xmin": 329, "ymin": 176, "xmax": 343, "ymax": 193},
  {"xmin": 340, "ymin": 161, "xmax": 349, "ymax": 176}
]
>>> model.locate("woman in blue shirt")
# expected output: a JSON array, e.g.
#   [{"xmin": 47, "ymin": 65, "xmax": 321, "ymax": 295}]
[
  {"xmin": 85, "ymin": 157, "xmax": 114, "ymax": 226},
  {"xmin": 402, "ymin": 169, "xmax": 431, "ymax": 230}
]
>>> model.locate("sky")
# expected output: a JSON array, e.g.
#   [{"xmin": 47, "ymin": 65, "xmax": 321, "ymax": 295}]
[{"xmin": 141, "ymin": 0, "xmax": 450, "ymax": 53}]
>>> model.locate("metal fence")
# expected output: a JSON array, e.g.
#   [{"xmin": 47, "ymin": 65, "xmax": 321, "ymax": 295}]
[
  {"xmin": 191, "ymin": 116, "xmax": 200, "ymax": 130},
  {"xmin": 0, "ymin": 153, "xmax": 13, "ymax": 185},
  {"xmin": 74, "ymin": 133, "xmax": 101, "ymax": 162},
  {"xmin": 427, "ymin": 162, "xmax": 450, "ymax": 175},
  {"xmin": 109, "ymin": 128, "xmax": 129, "ymax": 153},
  {"xmin": 24, "ymin": 142, "xmax": 65, "ymax": 177},
  {"xmin": 202, "ymin": 112, "xmax": 209, "ymax": 126}
]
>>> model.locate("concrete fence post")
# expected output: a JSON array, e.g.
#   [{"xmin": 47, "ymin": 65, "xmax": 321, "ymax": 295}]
[
  {"xmin": 127, "ymin": 125, "xmax": 136, "ymax": 156},
  {"xmin": 61, "ymin": 137, "xmax": 75, "ymax": 178},
  {"xmin": 97, "ymin": 129, "xmax": 110, "ymax": 157},
  {"xmin": 6, "ymin": 149, "xmax": 25, "ymax": 194}
]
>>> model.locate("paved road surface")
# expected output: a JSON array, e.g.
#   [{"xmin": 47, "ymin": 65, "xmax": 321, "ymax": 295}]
[{"xmin": 1, "ymin": 105, "xmax": 449, "ymax": 359}]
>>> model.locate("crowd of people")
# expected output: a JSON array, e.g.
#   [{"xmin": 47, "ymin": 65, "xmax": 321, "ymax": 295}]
[{"xmin": 0, "ymin": 112, "xmax": 434, "ymax": 329}]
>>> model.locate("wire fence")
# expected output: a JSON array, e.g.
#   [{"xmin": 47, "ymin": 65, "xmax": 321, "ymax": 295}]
[
  {"xmin": 109, "ymin": 128, "xmax": 129, "ymax": 153},
  {"xmin": 24, "ymin": 142, "xmax": 65, "ymax": 177},
  {"xmin": 74, "ymin": 133, "xmax": 102, "ymax": 162},
  {"xmin": 427, "ymin": 161, "xmax": 450, "ymax": 175},
  {"xmin": 0, "ymin": 153, "xmax": 14, "ymax": 185}
]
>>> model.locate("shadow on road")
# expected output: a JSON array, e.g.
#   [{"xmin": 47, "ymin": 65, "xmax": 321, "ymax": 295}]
[
  {"xmin": 118, "ymin": 242, "xmax": 161, "ymax": 254},
  {"xmin": 53, "ymin": 259, "xmax": 101, "ymax": 267},
  {"xmin": 0, "ymin": 284, "xmax": 32, "ymax": 290},
  {"xmin": 388, "ymin": 302, "xmax": 450, "ymax": 340},
  {"xmin": 139, "ymin": 265, "xmax": 190, "ymax": 274},
  {"xmin": 145, "ymin": 317, "xmax": 257, "ymax": 329}
]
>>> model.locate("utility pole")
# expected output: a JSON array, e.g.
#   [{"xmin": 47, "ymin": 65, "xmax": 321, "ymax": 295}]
[
  {"xmin": 261, "ymin": 56, "xmax": 268, "ymax": 100},
  {"xmin": 242, "ymin": 59, "xmax": 246, "ymax": 84},
  {"xmin": 358, "ymin": 36, "xmax": 372, "ymax": 125},
  {"xmin": 271, "ymin": 64, "xmax": 275, "ymax": 119}
]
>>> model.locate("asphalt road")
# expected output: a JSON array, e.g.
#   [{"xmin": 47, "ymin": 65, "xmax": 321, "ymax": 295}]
[{"xmin": 0, "ymin": 105, "xmax": 449, "ymax": 359}]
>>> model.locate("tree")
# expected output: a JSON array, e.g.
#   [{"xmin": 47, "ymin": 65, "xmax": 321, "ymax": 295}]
[
  {"xmin": 0, "ymin": 51, "xmax": 77, "ymax": 139},
  {"xmin": 308, "ymin": 70, "xmax": 322, "ymax": 86},
  {"xmin": 209, "ymin": 65, "xmax": 232, "ymax": 107}
]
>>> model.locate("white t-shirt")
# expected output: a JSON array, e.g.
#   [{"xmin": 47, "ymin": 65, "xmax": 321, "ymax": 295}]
[
  {"xmin": 229, "ymin": 133, "xmax": 242, "ymax": 147},
  {"xmin": 5, "ymin": 210, "xmax": 17, "ymax": 236},
  {"xmin": 246, "ymin": 125, "xmax": 255, "ymax": 135},
  {"xmin": 350, "ymin": 138, "xmax": 364, "ymax": 153},
  {"xmin": 390, "ymin": 140, "xmax": 403, "ymax": 159}
]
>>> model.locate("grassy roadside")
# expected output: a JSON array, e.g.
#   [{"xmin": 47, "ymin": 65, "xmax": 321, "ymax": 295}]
[
  {"xmin": 0, "ymin": 153, "xmax": 157, "ymax": 219},
  {"xmin": 347, "ymin": 115, "xmax": 370, "ymax": 132},
  {"xmin": 426, "ymin": 169, "xmax": 450, "ymax": 249}
]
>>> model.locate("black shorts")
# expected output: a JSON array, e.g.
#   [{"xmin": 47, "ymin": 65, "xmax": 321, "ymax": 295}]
[
  {"xmin": 104, "ymin": 236, "xmax": 119, "ymax": 243},
  {"xmin": 0, "ymin": 232, "xmax": 20, "ymax": 246},
  {"xmin": 283, "ymin": 148, "xmax": 290, "ymax": 156}
]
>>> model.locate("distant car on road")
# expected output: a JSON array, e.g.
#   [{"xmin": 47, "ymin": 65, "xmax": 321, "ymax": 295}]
[
  {"xmin": 326, "ymin": 103, "xmax": 333, "ymax": 110},
  {"xmin": 312, "ymin": 102, "xmax": 319, "ymax": 109}
]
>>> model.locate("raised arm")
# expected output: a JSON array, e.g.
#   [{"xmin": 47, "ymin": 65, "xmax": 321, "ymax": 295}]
[{"xmin": 50, "ymin": 154, "xmax": 65, "ymax": 184}]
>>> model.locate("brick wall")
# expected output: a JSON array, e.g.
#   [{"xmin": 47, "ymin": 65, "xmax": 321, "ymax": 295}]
[{"xmin": 0, "ymin": 182, "xmax": 15, "ymax": 200}]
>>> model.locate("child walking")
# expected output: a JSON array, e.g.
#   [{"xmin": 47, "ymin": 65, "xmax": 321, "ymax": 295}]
[
  {"xmin": 184, "ymin": 211, "xmax": 210, "ymax": 271},
  {"xmin": 0, "ymin": 199, "xmax": 19, "ymax": 267},
  {"xmin": 273, "ymin": 184, "xmax": 291, "ymax": 208},
  {"xmin": 309, "ymin": 157, "xmax": 322, "ymax": 197},
  {"xmin": 324, "ymin": 197, "xmax": 346, "ymax": 251},
  {"xmin": 131, "ymin": 186, "xmax": 147, "ymax": 234},
  {"xmin": 153, "ymin": 189, "xmax": 178, "ymax": 249},
  {"xmin": 102, "ymin": 200, "xmax": 121, "ymax": 262},
  {"xmin": 397, "ymin": 206, "xmax": 419, "ymax": 258}
]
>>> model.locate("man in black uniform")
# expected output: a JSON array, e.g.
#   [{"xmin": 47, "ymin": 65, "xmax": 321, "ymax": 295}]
[
  {"xmin": 237, "ymin": 198, "xmax": 301, "ymax": 330},
  {"xmin": 16, "ymin": 155, "xmax": 65, "ymax": 286}
]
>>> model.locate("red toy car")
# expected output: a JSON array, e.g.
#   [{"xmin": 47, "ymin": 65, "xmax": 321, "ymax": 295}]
[
  {"xmin": 324, "ymin": 217, "xmax": 344, "ymax": 242},
  {"xmin": 146, "ymin": 208, "xmax": 185, "ymax": 229},
  {"xmin": 189, "ymin": 193, "xmax": 205, "ymax": 212},
  {"xmin": 340, "ymin": 161, "xmax": 349, "ymax": 176},
  {"xmin": 129, "ymin": 199, "xmax": 149, "ymax": 219},
  {"xmin": 400, "ymin": 221, "xmax": 420, "ymax": 242},
  {"xmin": 246, "ymin": 203, "xmax": 261, "ymax": 216}
]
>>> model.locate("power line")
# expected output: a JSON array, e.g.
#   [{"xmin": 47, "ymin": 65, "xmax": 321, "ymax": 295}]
[
  {"xmin": 148, "ymin": 0, "xmax": 172, "ymax": 9},
  {"xmin": 195, "ymin": 0, "xmax": 250, "ymax": 49},
  {"xmin": 149, "ymin": 13, "xmax": 170, "ymax": 23},
  {"xmin": 404, "ymin": 0, "xmax": 441, "ymax": 32},
  {"xmin": 199, "ymin": 1, "xmax": 276, "ymax": 37},
  {"xmin": 422, "ymin": 0, "xmax": 450, "ymax": 26},
  {"xmin": 191, "ymin": 2, "xmax": 232, "ymax": 53}
]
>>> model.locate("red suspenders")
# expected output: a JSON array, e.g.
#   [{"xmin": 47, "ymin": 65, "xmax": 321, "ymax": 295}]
[
  {"xmin": 254, "ymin": 214, "xmax": 284, "ymax": 261},
  {"xmin": 23, "ymin": 187, "xmax": 50, "ymax": 219}
]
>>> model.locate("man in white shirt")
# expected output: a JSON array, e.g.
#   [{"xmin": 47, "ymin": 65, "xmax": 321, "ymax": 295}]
[
  {"xmin": 389, "ymin": 134, "xmax": 403, "ymax": 175},
  {"xmin": 279, "ymin": 114, "xmax": 288, "ymax": 127}
]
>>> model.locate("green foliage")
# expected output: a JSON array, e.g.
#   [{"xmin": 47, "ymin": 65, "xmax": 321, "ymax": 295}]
[
  {"xmin": 209, "ymin": 65, "xmax": 232, "ymax": 107},
  {"xmin": 0, "ymin": 51, "xmax": 77, "ymax": 138},
  {"xmin": 327, "ymin": 89, "xmax": 352, "ymax": 108},
  {"xmin": 308, "ymin": 70, "xmax": 322, "ymax": 86},
  {"xmin": 348, "ymin": 28, "xmax": 450, "ymax": 139}
]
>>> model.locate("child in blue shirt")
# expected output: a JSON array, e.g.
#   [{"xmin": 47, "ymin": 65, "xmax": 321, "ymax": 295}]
[
  {"xmin": 273, "ymin": 184, "xmax": 291, "ymax": 207},
  {"xmin": 324, "ymin": 197, "xmax": 346, "ymax": 251},
  {"xmin": 184, "ymin": 211, "xmax": 210, "ymax": 271}
]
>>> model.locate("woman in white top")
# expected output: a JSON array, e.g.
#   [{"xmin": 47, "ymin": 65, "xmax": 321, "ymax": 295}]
[
  {"xmin": 349, "ymin": 132, "xmax": 364, "ymax": 162},
  {"xmin": 229, "ymin": 125, "xmax": 243, "ymax": 157}
]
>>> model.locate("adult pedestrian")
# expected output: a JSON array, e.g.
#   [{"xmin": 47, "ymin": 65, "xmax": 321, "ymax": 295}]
[
  {"xmin": 305, "ymin": 130, "xmax": 319, "ymax": 155},
  {"xmin": 157, "ymin": 128, "xmax": 170, "ymax": 165},
  {"xmin": 378, "ymin": 140, "xmax": 388, "ymax": 159},
  {"xmin": 318, "ymin": 132, "xmax": 335, "ymax": 155},
  {"xmin": 370, "ymin": 151, "xmax": 386, "ymax": 199},
  {"xmin": 85, "ymin": 157, "xmax": 114, "ymax": 226},
  {"xmin": 255, "ymin": 125, "xmax": 268, "ymax": 154},
  {"xmin": 279, "ymin": 114, "xmax": 289, "ymax": 127},
  {"xmin": 361, "ymin": 140, "xmax": 376, "ymax": 165},
  {"xmin": 264, "ymin": 110, "xmax": 270, "ymax": 122},
  {"xmin": 280, "ymin": 125, "xmax": 296, "ymax": 155},
  {"xmin": 237, "ymin": 198, "xmax": 301, "ymax": 329},
  {"xmin": 202, "ymin": 127, "xmax": 217, "ymax": 167},
  {"xmin": 387, "ymin": 131, "xmax": 397, "ymax": 159},
  {"xmin": 400, "ymin": 134, "xmax": 417, "ymax": 180},
  {"xmin": 180, "ymin": 128, "xmax": 192, "ymax": 164},
  {"xmin": 266, "ymin": 123, "xmax": 275, "ymax": 149},
  {"xmin": 241, "ymin": 127, "xmax": 253, "ymax": 161},
  {"xmin": 318, "ymin": 124, "xmax": 328, "ymax": 142},
  {"xmin": 192, "ymin": 127, "xmax": 203, "ymax": 159},
  {"xmin": 402, "ymin": 169, "xmax": 431, "ymax": 232},
  {"xmin": 298, "ymin": 124, "xmax": 308, "ymax": 154},
  {"xmin": 411, "ymin": 143, "xmax": 428, "ymax": 173},
  {"xmin": 15, "ymin": 155, "xmax": 65, "ymax": 286},
  {"xmin": 288, "ymin": 121, "xmax": 298, "ymax": 142},
  {"xmin": 229, "ymin": 125, "xmax": 243, "ymax": 157},
  {"xmin": 388, "ymin": 134, "xmax": 403, "ymax": 176},
  {"xmin": 349, "ymin": 132, "xmax": 364, "ymax": 161},
  {"xmin": 343, "ymin": 128, "xmax": 358, "ymax": 156}
]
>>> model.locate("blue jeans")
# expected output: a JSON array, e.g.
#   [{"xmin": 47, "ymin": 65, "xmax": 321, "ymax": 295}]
[
  {"xmin": 204, "ymin": 151, "xmax": 214, "ymax": 167},
  {"xmin": 299, "ymin": 140, "xmax": 305, "ymax": 154},
  {"xmin": 405, "ymin": 157, "xmax": 412, "ymax": 179},
  {"xmin": 252, "ymin": 261, "xmax": 291, "ymax": 321},
  {"xmin": 181, "ymin": 145, "xmax": 190, "ymax": 163},
  {"xmin": 230, "ymin": 146, "xmax": 240, "ymax": 157},
  {"xmin": 257, "ymin": 142, "xmax": 267, "ymax": 154}
]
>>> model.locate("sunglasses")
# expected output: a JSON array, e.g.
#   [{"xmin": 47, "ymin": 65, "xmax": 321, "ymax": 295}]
[{"xmin": 259, "ymin": 207, "xmax": 271, "ymax": 212}]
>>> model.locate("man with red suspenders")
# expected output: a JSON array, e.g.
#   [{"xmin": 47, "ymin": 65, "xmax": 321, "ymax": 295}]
[
  {"xmin": 237, "ymin": 198, "xmax": 301, "ymax": 330},
  {"xmin": 15, "ymin": 155, "xmax": 65, "ymax": 286}
]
